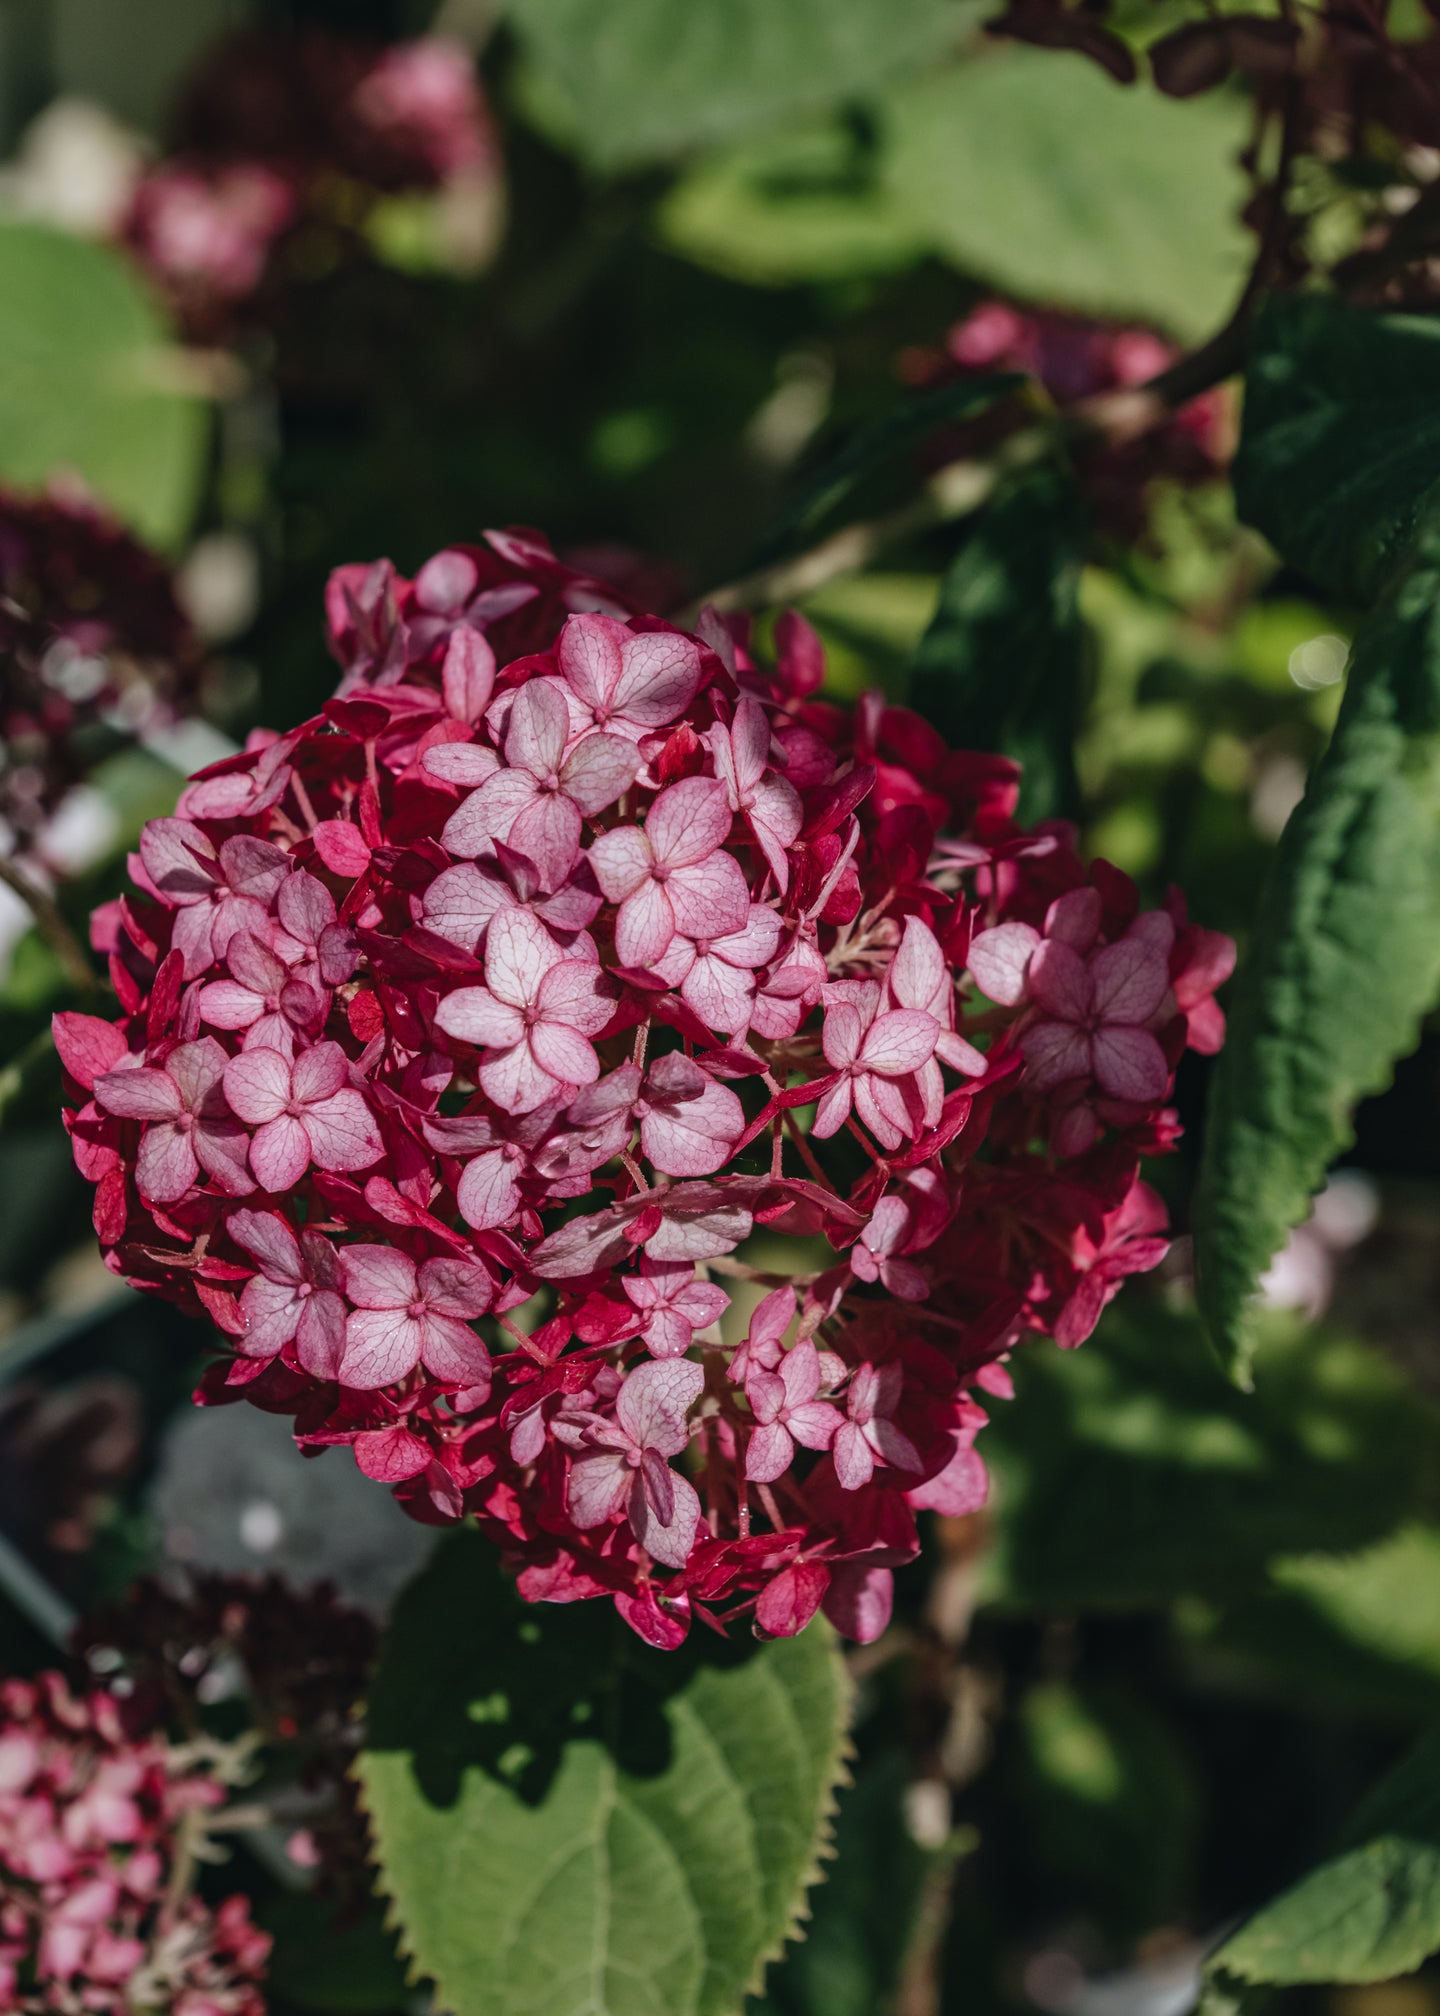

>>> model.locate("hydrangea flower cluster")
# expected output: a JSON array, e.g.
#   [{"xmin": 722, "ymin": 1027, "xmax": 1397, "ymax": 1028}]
[
  {"xmin": 57, "ymin": 526, "xmax": 1234, "ymax": 1650},
  {"xmin": 0, "ymin": 1671, "xmax": 269, "ymax": 2014},
  {"xmin": 123, "ymin": 31, "xmax": 500, "ymax": 328},
  {"xmin": 902, "ymin": 299, "xmax": 1230, "ymax": 538},
  {"xmin": 0, "ymin": 485, "xmax": 201, "ymax": 860}
]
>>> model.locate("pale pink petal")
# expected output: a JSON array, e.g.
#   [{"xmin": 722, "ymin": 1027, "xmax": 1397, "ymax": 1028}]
[
  {"xmin": 237, "ymin": 1276, "xmax": 301, "ymax": 1358},
  {"xmin": 423, "ymin": 862, "xmax": 511, "ymax": 952},
  {"xmin": 1030, "ymin": 939, "xmax": 1092, "ymax": 1021},
  {"xmin": 675, "ymin": 1282, "xmax": 730, "ymax": 1330},
  {"xmin": 748, "ymin": 776, "xmax": 802, "ymax": 887},
  {"xmin": 617, "ymin": 1356, "xmax": 704, "ymax": 1454},
  {"xmin": 340, "ymin": 1306, "xmax": 425, "ymax": 1390},
  {"xmin": 611, "ymin": 631, "xmax": 703, "ymax": 729},
  {"xmin": 418, "ymin": 1313, "xmax": 492, "ymax": 1387},
  {"xmin": 138, "ymin": 818, "xmax": 216, "ymax": 903},
  {"xmin": 291, "ymin": 1041, "xmax": 348, "ymax": 1105},
  {"xmin": 228, "ymin": 1208, "xmax": 303, "ymax": 1283},
  {"xmin": 486, "ymin": 906, "xmax": 561, "ymax": 1009},
  {"xmin": 567, "ymin": 1448, "xmax": 632, "ymax": 1530},
  {"xmin": 557, "ymin": 613, "xmax": 625, "ymax": 716},
  {"xmin": 821, "ymin": 1002, "xmax": 862, "ymax": 1070},
  {"xmin": 167, "ymin": 1035, "xmax": 230, "ymax": 1108},
  {"xmin": 646, "ymin": 777, "xmax": 731, "ymax": 867},
  {"xmin": 94, "ymin": 1065, "xmax": 181, "ymax": 1121},
  {"xmin": 715, "ymin": 906, "xmax": 783, "ymax": 968},
  {"xmin": 193, "ymin": 1116, "xmax": 256, "ymax": 1194},
  {"xmin": 643, "ymin": 1306, "xmax": 695, "ymax": 1359},
  {"xmin": 342, "ymin": 1244, "xmax": 419, "ymax": 1309},
  {"xmin": 832, "ymin": 1421, "xmax": 874, "ymax": 1490},
  {"xmin": 890, "ymin": 916, "xmax": 947, "ymax": 1013},
  {"xmin": 811, "ymin": 1077, "xmax": 854, "ymax": 1139},
  {"xmin": 457, "ymin": 1149, "xmax": 523, "ymax": 1231},
  {"xmin": 588, "ymin": 824, "xmax": 653, "ymax": 901},
  {"xmin": 667, "ymin": 853, "xmax": 751, "ymax": 940},
  {"xmin": 529, "ymin": 1020, "xmax": 600, "ymax": 1086},
  {"xmin": 639, "ymin": 1077, "xmax": 744, "ymax": 1177},
  {"xmin": 295, "ymin": 1292, "xmax": 347, "ymax": 1380},
  {"xmin": 1091, "ymin": 1025, "xmax": 1170, "ymax": 1102},
  {"xmin": 197, "ymin": 980, "xmax": 264, "ymax": 1030},
  {"xmin": 561, "ymin": 732, "xmax": 640, "ymax": 817},
  {"xmin": 936, "ymin": 1030, "xmax": 986, "ymax": 1075},
  {"xmin": 630, "ymin": 1463, "xmax": 699, "ymax": 1567},
  {"xmin": 441, "ymin": 769, "xmax": 539, "ymax": 857},
  {"xmin": 508, "ymin": 792, "xmax": 582, "ymax": 888},
  {"xmin": 854, "ymin": 1074, "xmax": 906, "ymax": 1150},
  {"xmin": 136, "ymin": 1124, "xmax": 198, "ymax": 1204},
  {"xmin": 746, "ymin": 1422, "xmax": 795, "ymax": 1483},
  {"xmin": 224, "ymin": 931, "xmax": 286, "ymax": 998},
  {"xmin": 1090, "ymin": 937, "xmax": 1171, "ymax": 1026},
  {"xmin": 219, "ymin": 836, "xmax": 291, "ymax": 905},
  {"xmin": 779, "ymin": 1340, "xmax": 822, "ymax": 1407},
  {"xmin": 681, "ymin": 954, "xmax": 755, "ymax": 1035},
  {"xmin": 442, "ymin": 624, "xmax": 496, "ymax": 722},
  {"xmin": 423, "ymin": 742, "xmax": 502, "ymax": 787},
  {"xmin": 303, "ymin": 1089, "xmax": 384, "ymax": 1172},
  {"xmin": 614, "ymin": 878, "xmax": 676, "ymax": 967},
  {"xmin": 1021, "ymin": 1019, "xmax": 1095, "ymax": 1090},
  {"xmin": 222, "ymin": 1048, "xmax": 292, "ymax": 1126},
  {"xmin": 435, "ymin": 985, "xmax": 526, "ymax": 1048},
  {"xmin": 787, "ymin": 1400, "xmax": 843, "ymax": 1450},
  {"xmin": 250, "ymin": 1114, "xmax": 312, "ymax": 1191},
  {"xmin": 859, "ymin": 1009, "xmax": 939, "ymax": 1076},
  {"xmin": 967, "ymin": 922, "xmax": 1039, "ymax": 1006},
  {"xmin": 479, "ymin": 1037, "xmax": 565, "ymax": 1114},
  {"xmin": 505, "ymin": 679, "xmax": 570, "ymax": 779}
]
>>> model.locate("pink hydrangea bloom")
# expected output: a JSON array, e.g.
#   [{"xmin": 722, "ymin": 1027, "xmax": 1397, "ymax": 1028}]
[{"xmin": 58, "ymin": 525, "xmax": 1233, "ymax": 1651}]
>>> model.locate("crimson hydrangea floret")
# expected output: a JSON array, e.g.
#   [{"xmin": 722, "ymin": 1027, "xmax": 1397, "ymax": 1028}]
[
  {"xmin": 0, "ymin": 1672, "xmax": 269, "ymax": 2014},
  {"xmin": 56, "ymin": 525, "xmax": 1233, "ymax": 1651}
]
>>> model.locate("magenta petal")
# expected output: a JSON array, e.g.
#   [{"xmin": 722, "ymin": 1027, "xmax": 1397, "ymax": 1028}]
[
  {"xmin": 295, "ymin": 1291, "xmax": 347, "ymax": 1379},
  {"xmin": 1091, "ymin": 1024, "xmax": 1170, "ymax": 1102},
  {"xmin": 1089, "ymin": 936, "xmax": 1171, "ymax": 1025},
  {"xmin": 1021, "ymin": 1019, "xmax": 1094, "ymax": 1091}
]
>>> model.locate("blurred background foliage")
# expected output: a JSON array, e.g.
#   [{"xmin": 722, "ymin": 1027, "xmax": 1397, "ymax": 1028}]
[{"xmin": 2, "ymin": 1, "xmax": 1440, "ymax": 2013}]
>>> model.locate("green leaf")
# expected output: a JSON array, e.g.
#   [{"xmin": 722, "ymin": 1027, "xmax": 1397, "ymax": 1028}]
[
  {"xmin": 879, "ymin": 49, "xmax": 1251, "ymax": 341},
  {"xmin": 1204, "ymin": 1726, "xmax": 1440, "ymax": 1993},
  {"xmin": 357, "ymin": 1531, "xmax": 851, "ymax": 2016},
  {"xmin": 1234, "ymin": 295, "xmax": 1440, "ymax": 605},
  {"xmin": 1186, "ymin": 1525, "xmax": 1440, "ymax": 1725},
  {"xmin": 0, "ymin": 224, "xmax": 205, "ymax": 551},
  {"xmin": 738, "ymin": 374, "xmax": 1021, "ymax": 576},
  {"xmin": 657, "ymin": 121, "xmax": 929, "ymax": 288},
  {"xmin": 907, "ymin": 460, "xmax": 1087, "ymax": 821},
  {"xmin": 505, "ymin": 0, "xmax": 975, "ymax": 173},
  {"xmin": 979, "ymin": 1303, "xmax": 1435, "ymax": 1613},
  {"xmin": 1193, "ymin": 521, "xmax": 1440, "ymax": 1380}
]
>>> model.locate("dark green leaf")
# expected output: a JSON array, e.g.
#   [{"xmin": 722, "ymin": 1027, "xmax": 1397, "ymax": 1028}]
[
  {"xmin": 506, "ymin": 0, "xmax": 975, "ymax": 172},
  {"xmin": 357, "ymin": 1531, "xmax": 850, "ymax": 2016},
  {"xmin": 879, "ymin": 49, "xmax": 1250, "ymax": 340},
  {"xmin": 1235, "ymin": 295, "xmax": 1440, "ymax": 604},
  {"xmin": 260, "ymin": 1893, "xmax": 410, "ymax": 2014},
  {"xmin": 1194, "ymin": 522, "xmax": 1440, "ymax": 1380},
  {"xmin": 753, "ymin": 1749, "xmax": 941, "ymax": 2016},
  {"xmin": 907, "ymin": 460, "xmax": 1087, "ymax": 821},
  {"xmin": 0, "ymin": 224, "xmax": 206, "ymax": 551},
  {"xmin": 738, "ymin": 374, "xmax": 1021, "ymax": 576},
  {"xmin": 1204, "ymin": 1726, "xmax": 1440, "ymax": 1993},
  {"xmin": 979, "ymin": 1303, "xmax": 1435, "ymax": 1612}
]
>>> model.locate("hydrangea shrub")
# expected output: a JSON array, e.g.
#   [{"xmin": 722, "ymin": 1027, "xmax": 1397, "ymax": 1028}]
[{"xmin": 56, "ymin": 527, "xmax": 1232, "ymax": 1651}]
